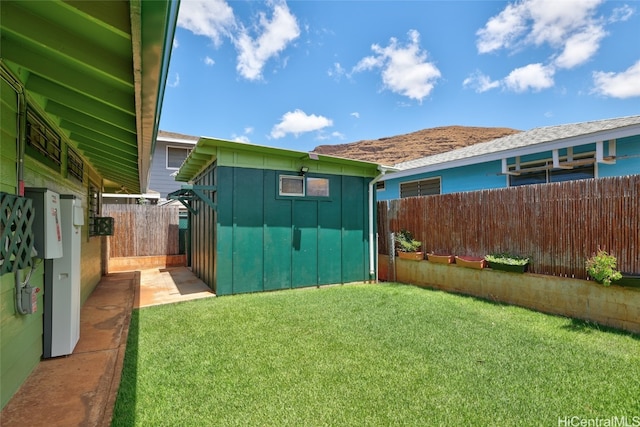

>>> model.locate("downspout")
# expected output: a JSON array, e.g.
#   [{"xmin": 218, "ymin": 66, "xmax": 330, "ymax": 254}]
[{"xmin": 368, "ymin": 166, "xmax": 392, "ymax": 282}]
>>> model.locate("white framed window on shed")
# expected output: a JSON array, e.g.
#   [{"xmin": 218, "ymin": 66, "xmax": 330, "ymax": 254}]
[
  {"xmin": 167, "ymin": 146, "xmax": 191, "ymax": 169},
  {"xmin": 400, "ymin": 177, "xmax": 441, "ymax": 198},
  {"xmin": 279, "ymin": 175, "xmax": 305, "ymax": 196}
]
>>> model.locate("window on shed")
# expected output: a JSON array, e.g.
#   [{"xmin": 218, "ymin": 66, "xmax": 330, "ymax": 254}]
[
  {"xmin": 376, "ymin": 181, "xmax": 385, "ymax": 191},
  {"xmin": 306, "ymin": 177, "xmax": 330, "ymax": 197},
  {"xmin": 279, "ymin": 175, "xmax": 305, "ymax": 196},
  {"xmin": 167, "ymin": 146, "xmax": 191, "ymax": 169},
  {"xmin": 400, "ymin": 177, "xmax": 441, "ymax": 198}
]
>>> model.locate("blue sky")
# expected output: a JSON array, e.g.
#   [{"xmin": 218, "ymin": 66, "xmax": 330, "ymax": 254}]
[{"xmin": 159, "ymin": 0, "xmax": 640, "ymax": 152}]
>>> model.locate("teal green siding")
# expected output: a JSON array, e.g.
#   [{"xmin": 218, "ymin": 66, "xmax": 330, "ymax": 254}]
[
  {"xmin": 292, "ymin": 200, "xmax": 319, "ymax": 288},
  {"xmin": 263, "ymin": 170, "xmax": 293, "ymax": 291},
  {"xmin": 190, "ymin": 165, "xmax": 374, "ymax": 296}
]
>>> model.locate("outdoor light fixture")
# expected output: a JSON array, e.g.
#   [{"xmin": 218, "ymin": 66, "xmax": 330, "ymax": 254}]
[{"xmin": 300, "ymin": 166, "xmax": 309, "ymax": 175}]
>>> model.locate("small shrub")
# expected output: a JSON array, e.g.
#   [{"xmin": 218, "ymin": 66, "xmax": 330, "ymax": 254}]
[
  {"xmin": 395, "ymin": 229, "xmax": 422, "ymax": 253},
  {"xmin": 585, "ymin": 249, "xmax": 622, "ymax": 286}
]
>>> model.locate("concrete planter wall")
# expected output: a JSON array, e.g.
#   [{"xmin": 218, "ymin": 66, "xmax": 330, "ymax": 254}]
[
  {"xmin": 108, "ymin": 255, "xmax": 187, "ymax": 273},
  {"xmin": 378, "ymin": 255, "xmax": 640, "ymax": 334}
]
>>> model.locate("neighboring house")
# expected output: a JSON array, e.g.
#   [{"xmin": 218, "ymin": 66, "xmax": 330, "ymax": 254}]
[
  {"xmin": 0, "ymin": 0, "xmax": 178, "ymax": 409},
  {"xmin": 172, "ymin": 138, "xmax": 390, "ymax": 296},
  {"xmin": 377, "ymin": 116, "xmax": 640, "ymax": 200},
  {"xmin": 103, "ymin": 130, "xmax": 198, "ymax": 204}
]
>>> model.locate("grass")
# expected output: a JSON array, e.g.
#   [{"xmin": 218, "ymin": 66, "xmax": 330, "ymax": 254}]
[{"xmin": 112, "ymin": 283, "xmax": 640, "ymax": 426}]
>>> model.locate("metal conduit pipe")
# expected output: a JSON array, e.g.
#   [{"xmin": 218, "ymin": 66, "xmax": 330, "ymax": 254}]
[{"xmin": 1, "ymin": 61, "xmax": 32, "ymax": 314}]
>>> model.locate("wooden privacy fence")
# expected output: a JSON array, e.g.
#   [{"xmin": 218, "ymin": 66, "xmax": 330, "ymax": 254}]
[
  {"xmin": 377, "ymin": 175, "xmax": 640, "ymax": 279},
  {"xmin": 103, "ymin": 204, "xmax": 181, "ymax": 257}
]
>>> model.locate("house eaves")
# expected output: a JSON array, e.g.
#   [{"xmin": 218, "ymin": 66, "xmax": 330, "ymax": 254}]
[
  {"xmin": 386, "ymin": 115, "xmax": 640, "ymax": 181},
  {"xmin": 157, "ymin": 130, "xmax": 200, "ymax": 145},
  {"xmin": 175, "ymin": 137, "xmax": 387, "ymax": 182},
  {"xmin": 0, "ymin": 0, "xmax": 179, "ymax": 193}
]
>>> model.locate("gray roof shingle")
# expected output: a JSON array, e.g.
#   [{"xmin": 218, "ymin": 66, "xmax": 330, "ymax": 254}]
[{"xmin": 394, "ymin": 115, "xmax": 640, "ymax": 170}]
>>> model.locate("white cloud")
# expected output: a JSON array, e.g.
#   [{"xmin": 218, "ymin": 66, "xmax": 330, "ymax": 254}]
[
  {"xmin": 168, "ymin": 73, "xmax": 180, "ymax": 88},
  {"xmin": 353, "ymin": 30, "xmax": 441, "ymax": 102},
  {"xmin": 526, "ymin": 0, "xmax": 602, "ymax": 47},
  {"xmin": 173, "ymin": 38, "xmax": 179, "ymax": 49},
  {"xmin": 592, "ymin": 60, "xmax": 640, "ymax": 99},
  {"xmin": 232, "ymin": 135, "xmax": 251, "ymax": 143},
  {"xmin": 235, "ymin": 2, "xmax": 300, "ymax": 80},
  {"xmin": 476, "ymin": 2, "xmax": 528, "ymax": 53},
  {"xmin": 270, "ymin": 109, "xmax": 333, "ymax": 139},
  {"xmin": 504, "ymin": 63, "xmax": 555, "ymax": 92},
  {"xmin": 177, "ymin": 0, "xmax": 236, "ymax": 47},
  {"xmin": 553, "ymin": 24, "xmax": 606, "ymax": 69},
  {"xmin": 328, "ymin": 62, "xmax": 346, "ymax": 80},
  {"xmin": 350, "ymin": 112, "xmax": 360, "ymax": 119},
  {"xmin": 231, "ymin": 126, "xmax": 254, "ymax": 143},
  {"xmin": 474, "ymin": 0, "xmax": 622, "ymax": 94},
  {"xmin": 463, "ymin": 70, "xmax": 501, "ymax": 93},
  {"xmin": 609, "ymin": 4, "xmax": 634, "ymax": 23},
  {"xmin": 204, "ymin": 56, "xmax": 215, "ymax": 66}
]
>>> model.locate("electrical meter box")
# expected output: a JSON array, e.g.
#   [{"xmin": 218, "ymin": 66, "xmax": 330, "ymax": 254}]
[{"xmin": 24, "ymin": 188, "xmax": 63, "ymax": 259}]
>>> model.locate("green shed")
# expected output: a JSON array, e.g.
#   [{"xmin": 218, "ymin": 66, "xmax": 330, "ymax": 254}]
[{"xmin": 171, "ymin": 138, "xmax": 390, "ymax": 296}]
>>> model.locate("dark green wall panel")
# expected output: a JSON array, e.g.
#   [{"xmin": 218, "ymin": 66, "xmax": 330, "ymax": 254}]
[
  {"xmin": 292, "ymin": 200, "xmax": 318, "ymax": 288},
  {"xmin": 318, "ymin": 175, "xmax": 342, "ymax": 284},
  {"xmin": 215, "ymin": 167, "xmax": 234, "ymax": 296},
  {"xmin": 341, "ymin": 176, "xmax": 368, "ymax": 282},
  {"xmin": 232, "ymin": 168, "xmax": 264, "ymax": 294},
  {"xmin": 263, "ymin": 170, "xmax": 292, "ymax": 290}
]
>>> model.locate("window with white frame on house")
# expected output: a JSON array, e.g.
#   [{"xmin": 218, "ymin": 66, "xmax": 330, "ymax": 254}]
[
  {"xmin": 400, "ymin": 177, "xmax": 441, "ymax": 198},
  {"xmin": 167, "ymin": 146, "xmax": 191, "ymax": 169},
  {"xmin": 508, "ymin": 153, "xmax": 595, "ymax": 187}
]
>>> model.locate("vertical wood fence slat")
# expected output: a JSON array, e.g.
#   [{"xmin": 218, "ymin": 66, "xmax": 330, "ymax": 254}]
[
  {"xmin": 103, "ymin": 204, "xmax": 181, "ymax": 257},
  {"xmin": 377, "ymin": 175, "xmax": 640, "ymax": 279}
]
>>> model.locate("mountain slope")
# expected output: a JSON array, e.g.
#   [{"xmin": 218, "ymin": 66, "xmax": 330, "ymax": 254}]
[{"xmin": 313, "ymin": 126, "xmax": 521, "ymax": 165}]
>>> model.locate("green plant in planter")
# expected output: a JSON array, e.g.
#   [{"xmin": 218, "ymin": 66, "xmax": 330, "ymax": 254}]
[
  {"xmin": 395, "ymin": 229, "xmax": 422, "ymax": 253},
  {"xmin": 586, "ymin": 249, "xmax": 622, "ymax": 286},
  {"xmin": 485, "ymin": 253, "xmax": 530, "ymax": 273},
  {"xmin": 484, "ymin": 253, "xmax": 530, "ymax": 266}
]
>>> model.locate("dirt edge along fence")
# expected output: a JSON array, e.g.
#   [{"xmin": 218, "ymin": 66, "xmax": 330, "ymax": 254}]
[
  {"xmin": 103, "ymin": 204, "xmax": 181, "ymax": 257},
  {"xmin": 377, "ymin": 175, "xmax": 640, "ymax": 279}
]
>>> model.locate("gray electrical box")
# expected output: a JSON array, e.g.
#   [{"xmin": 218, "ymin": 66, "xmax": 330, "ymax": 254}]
[{"xmin": 24, "ymin": 188, "xmax": 63, "ymax": 259}]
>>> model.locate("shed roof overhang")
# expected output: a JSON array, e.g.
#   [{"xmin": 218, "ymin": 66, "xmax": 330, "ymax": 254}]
[
  {"xmin": 384, "ymin": 120, "xmax": 640, "ymax": 181},
  {"xmin": 175, "ymin": 137, "xmax": 386, "ymax": 182},
  {"xmin": 0, "ymin": 0, "xmax": 179, "ymax": 194}
]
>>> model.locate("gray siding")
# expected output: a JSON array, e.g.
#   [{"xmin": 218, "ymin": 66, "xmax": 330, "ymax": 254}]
[{"xmin": 148, "ymin": 138, "xmax": 195, "ymax": 198}]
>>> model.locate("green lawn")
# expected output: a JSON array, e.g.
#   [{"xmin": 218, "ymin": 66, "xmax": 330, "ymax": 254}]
[{"xmin": 112, "ymin": 283, "xmax": 640, "ymax": 426}]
